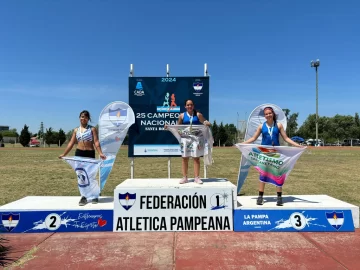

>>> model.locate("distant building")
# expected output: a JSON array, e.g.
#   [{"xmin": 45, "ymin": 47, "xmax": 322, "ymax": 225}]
[{"xmin": 0, "ymin": 126, "xmax": 9, "ymax": 131}]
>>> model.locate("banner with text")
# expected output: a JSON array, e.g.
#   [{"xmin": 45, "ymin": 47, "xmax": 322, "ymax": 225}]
[
  {"xmin": 113, "ymin": 187, "xmax": 233, "ymax": 232},
  {"xmin": 128, "ymin": 77, "xmax": 209, "ymax": 157},
  {"xmin": 235, "ymin": 144, "xmax": 306, "ymax": 187},
  {"xmin": 0, "ymin": 210, "xmax": 113, "ymax": 233},
  {"xmin": 233, "ymin": 209, "xmax": 355, "ymax": 232}
]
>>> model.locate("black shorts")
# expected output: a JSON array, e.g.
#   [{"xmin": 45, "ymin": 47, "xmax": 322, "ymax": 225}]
[{"xmin": 75, "ymin": 149, "xmax": 95, "ymax": 158}]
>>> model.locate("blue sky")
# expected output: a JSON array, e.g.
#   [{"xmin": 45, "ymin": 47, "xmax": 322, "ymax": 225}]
[{"xmin": 1, "ymin": 0, "xmax": 360, "ymax": 134}]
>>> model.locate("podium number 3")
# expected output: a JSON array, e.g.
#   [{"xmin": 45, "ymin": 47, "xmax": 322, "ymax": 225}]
[
  {"xmin": 290, "ymin": 212, "xmax": 306, "ymax": 230},
  {"xmin": 45, "ymin": 213, "xmax": 62, "ymax": 231}
]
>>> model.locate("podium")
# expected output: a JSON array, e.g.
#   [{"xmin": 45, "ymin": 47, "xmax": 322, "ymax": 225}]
[
  {"xmin": 233, "ymin": 195, "xmax": 358, "ymax": 232},
  {"xmin": 0, "ymin": 196, "xmax": 114, "ymax": 233},
  {"xmin": 1, "ymin": 183, "xmax": 358, "ymax": 233},
  {"xmin": 113, "ymin": 178, "xmax": 236, "ymax": 232}
]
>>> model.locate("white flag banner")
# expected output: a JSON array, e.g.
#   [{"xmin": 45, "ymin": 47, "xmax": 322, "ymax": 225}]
[
  {"xmin": 237, "ymin": 103, "xmax": 287, "ymax": 194},
  {"xmin": 235, "ymin": 143, "xmax": 306, "ymax": 187},
  {"xmin": 98, "ymin": 101, "xmax": 135, "ymax": 191},
  {"xmin": 62, "ymin": 156, "xmax": 102, "ymax": 200},
  {"xmin": 166, "ymin": 125, "xmax": 214, "ymax": 165}
]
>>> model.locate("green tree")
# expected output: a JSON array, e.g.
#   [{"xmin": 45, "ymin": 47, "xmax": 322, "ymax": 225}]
[
  {"xmin": 297, "ymin": 113, "xmax": 359, "ymax": 143},
  {"xmin": 37, "ymin": 130, "xmax": 44, "ymax": 140},
  {"xmin": 0, "ymin": 130, "xmax": 18, "ymax": 138},
  {"xmin": 58, "ymin": 129, "xmax": 66, "ymax": 146},
  {"xmin": 52, "ymin": 131, "xmax": 59, "ymax": 145},
  {"xmin": 211, "ymin": 120, "xmax": 219, "ymax": 146},
  {"xmin": 217, "ymin": 122, "xmax": 228, "ymax": 146},
  {"xmin": 224, "ymin": 123, "xmax": 237, "ymax": 146},
  {"xmin": 19, "ymin": 125, "xmax": 31, "ymax": 147},
  {"xmin": 66, "ymin": 129, "xmax": 74, "ymax": 142},
  {"xmin": 355, "ymin": 113, "xmax": 360, "ymax": 127},
  {"xmin": 44, "ymin": 128, "xmax": 54, "ymax": 147},
  {"xmin": 282, "ymin": 109, "xmax": 290, "ymax": 120},
  {"xmin": 288, "ymin": 112, "xmax": 299, "ymax": 137},
  {"xmin": 282, "ymin": 109, "xmax": 299, "ymax": 137}
]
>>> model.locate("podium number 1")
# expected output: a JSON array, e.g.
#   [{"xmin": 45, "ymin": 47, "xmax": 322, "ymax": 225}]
[{"xmin": 216, "ymin": 195, "xmax": 220, "ymax": 207}]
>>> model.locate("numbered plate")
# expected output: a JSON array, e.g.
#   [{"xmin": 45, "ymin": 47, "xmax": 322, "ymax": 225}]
[
  {"xmin": 233, "ymin": 209, "xmax": 355, "ymax": 232},
  {"xmin": 0, "ymin": 210, "xmax": 113, "ymax": 233},
  {"xmin": 45, "ymin": 213, "xmax": 62, "ymax": 231}
]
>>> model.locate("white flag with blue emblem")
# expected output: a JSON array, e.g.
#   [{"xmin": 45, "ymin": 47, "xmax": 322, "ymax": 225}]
[
  {"xmin": 62, "ymin": 156, "xmax": 102, "ymax": 200},
  {"xmin": 98, "ymin": 101, "xmax": 135, "ymax": 191},
  {"xmin": 166, "ymin": 125, "xmax": 214, "ymax": 165}
]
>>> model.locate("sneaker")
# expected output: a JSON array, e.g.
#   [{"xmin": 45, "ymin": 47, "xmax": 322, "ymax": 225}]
[
  {"xmin": 179, "ymin": 177, "xmax": 188, "ymax": 184},
  {"xmin": 92, "ymin": 198, "xmax": 99, "ymax": 204},
  {"xmin": 194, "ymin": 177, "xmax": 203, "ymax": 184},
  {"xmin": 79, "ymin": 196, "xmax": 87, "ymax": 206},
  {"xmin": 256, "ymin": 196, "xmax": 264, "ymax": 205},
  {"xmin": 277, "ymin": 197, "xmax": 283, "ymax": 206}
]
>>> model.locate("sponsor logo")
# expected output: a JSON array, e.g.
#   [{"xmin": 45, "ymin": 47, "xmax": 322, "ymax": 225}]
[
  {"xmin": 157, "ymin": 92, "xmax": 180, "ymax": 112},
  {"xmin": 134, "ymin": 82, "xmax": 145, "ymax": 96}
]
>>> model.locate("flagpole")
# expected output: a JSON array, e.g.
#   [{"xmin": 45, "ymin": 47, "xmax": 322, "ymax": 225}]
[
  {"xmin": 130, "ymin": 64, "xmax": 135, "ymax": 179},
  {"xmin": 204, "ymin": 63, "xmax": 208, "ymax": 179},
  {"xmin": 167, "ymin": 64, "xmax": 171, "ymax": 179}
]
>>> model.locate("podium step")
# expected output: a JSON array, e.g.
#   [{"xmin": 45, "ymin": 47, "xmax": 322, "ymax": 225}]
[
  {"xmin": 113, "ymin": 178, "xmax": 237, "ymax": 232},
  {"xmin": 234, "ymin": 195, "xmax": 358, "ymax": 232},
  {"xmin": 0, "ymin": 196, "xmax": 114, "ymax": 233}
]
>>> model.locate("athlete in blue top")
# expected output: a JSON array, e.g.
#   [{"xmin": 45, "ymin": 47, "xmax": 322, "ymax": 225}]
[
  {"xmin": 177, "ymin": 99, "xmax": 211, "ymax": 185},
  {"xmin": 242, "ymin": 106, "xmax": 302, "ymax": 206},
  {"xmin": 59, "ymin": 110, "xmax": 106, "ymax": 206}
]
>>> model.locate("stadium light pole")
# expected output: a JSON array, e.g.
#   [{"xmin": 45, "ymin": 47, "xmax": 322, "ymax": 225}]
[
  {"xmin": 311, "ymin": 59, "xmax": 320, "ymax": 146},
  {"xmin": 237, "ymin": 112, "xmax": 239, "ymax": 142}
]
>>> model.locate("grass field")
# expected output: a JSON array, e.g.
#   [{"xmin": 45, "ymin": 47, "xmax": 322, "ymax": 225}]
[{"xmin": 0, "ymin": 146, "xmax": 359, "ymax": 207}]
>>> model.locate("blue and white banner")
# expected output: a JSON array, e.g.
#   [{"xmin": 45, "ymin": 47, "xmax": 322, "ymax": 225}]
[
  {"xmin": 233, "ymin": 209, "xmax": 355, "ymax": 232},
  {"xmin": 0, "ymin": 210, "xmax": 113, "ymax": 233},
  {"xmin": 166, "ymin": 125, "xmax": 214, "ymax": 165},
  {"xmin": 98, "ymin": 101, "xmax": 135, "ymax": 191},
  {"xmin": 62, "ymin": 156, "xmax": 102, "ymax": 200}
]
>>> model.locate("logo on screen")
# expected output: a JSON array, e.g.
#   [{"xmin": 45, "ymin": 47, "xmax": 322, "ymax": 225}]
[
  {"xmin": 157, "ymin": 92, "xmax": 180, "ymax": 112},
  {"xmin": 193, "ymin": 80, "xmax": 203, "ymax": 96},
  {"xmin": 134, "ymin": 81, "xmax": 145, "ymax": 96}
]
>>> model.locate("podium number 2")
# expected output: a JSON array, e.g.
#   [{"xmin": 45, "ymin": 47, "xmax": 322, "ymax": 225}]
[
  {"xmin": 45, "ymin": 213, "xmax": 62, "ymax": 231},
  {"xmin": 290, "ymin": 212, "xmax": 306, "ymax": 230}
]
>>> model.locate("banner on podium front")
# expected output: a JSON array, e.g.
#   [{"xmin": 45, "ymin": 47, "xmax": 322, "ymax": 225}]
[
  {"xmin": 113, "ymin": 187, "xmax": 233, "ymax": 232},
  {"xmin": 233, "ymin": 209, "xmax": 355, "ymax": 232}
]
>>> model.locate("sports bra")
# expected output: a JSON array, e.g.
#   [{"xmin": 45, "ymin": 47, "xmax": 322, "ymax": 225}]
[
  {"xmin": 261, "ymin": 122, "xmax": 280, "ymax": 146},
  {"xmin": 76, "ymin": 125, "xmax": 93, "ymax": 142},
  {"xmin": 183, "ymin": 112, "xmax": 200, "ymax": 125}
]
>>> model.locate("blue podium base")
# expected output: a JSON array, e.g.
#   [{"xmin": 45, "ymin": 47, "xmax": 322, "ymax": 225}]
[
  {"xmin": 234, "ymin": 195, "xmax": 358, "ymax": 232},
  {"xmin": 0, "ymin": 196, "xmax": 114, "ymax": 233}
]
